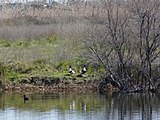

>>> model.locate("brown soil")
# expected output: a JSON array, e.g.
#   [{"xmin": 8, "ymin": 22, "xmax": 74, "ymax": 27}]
[{"xmin": 0, "ymin": 76, "xmax": 99, "ymax": 93}]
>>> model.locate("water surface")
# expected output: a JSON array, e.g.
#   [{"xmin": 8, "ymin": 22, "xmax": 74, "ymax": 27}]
[{"xmin": 0, "ymin": 92, "xmax": 160, "ymax": 120}]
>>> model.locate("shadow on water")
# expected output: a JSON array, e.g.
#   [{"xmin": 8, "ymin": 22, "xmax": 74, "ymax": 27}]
[{"xmin": 0, "ymin": 92, "xmax": 160, "ymax": 120}]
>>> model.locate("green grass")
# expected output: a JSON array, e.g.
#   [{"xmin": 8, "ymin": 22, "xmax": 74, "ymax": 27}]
[
  {"xmin": 0, "ymin": 59, "xmax": 101, "ymax": 82},
  {"xmin": 0, "ymin": 39, "xmax": 11, "ymax": 47},
  {"xmin": 0, "ymin": 36, "xmax": 103, "ymax": 83}
]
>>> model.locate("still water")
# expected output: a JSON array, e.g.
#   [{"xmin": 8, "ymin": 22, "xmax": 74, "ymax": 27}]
[{"xmin": 0, "ymin": 92, "xmax": 160, "ymax": 120}]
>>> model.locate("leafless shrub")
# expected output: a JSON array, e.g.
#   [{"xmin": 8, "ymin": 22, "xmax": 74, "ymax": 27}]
[{"xmin": 83, "ymin": 0, "xmax": 160, "ymax": 91}]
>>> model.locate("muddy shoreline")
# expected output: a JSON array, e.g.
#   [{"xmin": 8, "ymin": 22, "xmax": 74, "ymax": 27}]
[
  {"xmin": 0, "ymin": 76, "xmax": 99, "ymax": 93},
  {"xmin": 1, "ymin": 83, "xmax": 99, "ymax": 93},
  {"xmin": 1, "ymin": 76, "xmax": 160, "ymax": 94}
]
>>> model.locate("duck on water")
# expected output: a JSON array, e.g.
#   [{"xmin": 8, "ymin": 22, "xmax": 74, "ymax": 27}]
[{"xmin": 24, "ymin": 95, "xmax": 29, "ymax": 101}]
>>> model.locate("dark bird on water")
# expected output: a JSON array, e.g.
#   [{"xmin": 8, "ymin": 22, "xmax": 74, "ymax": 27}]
[{"xmin": 24, "ymin": 95, "xmax": 29, "ymax": 101}]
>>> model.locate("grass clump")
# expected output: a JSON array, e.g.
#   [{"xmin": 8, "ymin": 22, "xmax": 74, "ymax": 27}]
[
  {"xmin": 0, "ymin": 39, "xmax": 11, "ymax": 47},
  {"xmin": 14, "ymin": 40, "xmax": 31, "ymax": 48}
]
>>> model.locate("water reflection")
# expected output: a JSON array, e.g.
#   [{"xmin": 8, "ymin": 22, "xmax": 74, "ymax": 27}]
[
  {"xmin": 70, "ymin": 100, "xmax": 75, "ymax": 110},
  {"xmin": 81, "ymin": 100, "xmax": 86, "ymax": 112},
  {"xmin": 0, "ymin": 92, "xmax": 160, "ymax": 120}
]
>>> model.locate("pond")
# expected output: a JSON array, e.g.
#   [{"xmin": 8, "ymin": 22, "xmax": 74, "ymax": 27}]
[{"xmin": 0, "ymin": 92, "xmax": 160, "ymax": 120}]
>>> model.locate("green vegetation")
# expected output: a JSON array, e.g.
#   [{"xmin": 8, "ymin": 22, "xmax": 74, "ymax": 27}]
[
  {"xmin": 0, "ymin": 0, "xmax": 158, "ymax": 93},
  {"xmin": 0, "ymin": 37, "xmax": 101, "ymax": 84}
]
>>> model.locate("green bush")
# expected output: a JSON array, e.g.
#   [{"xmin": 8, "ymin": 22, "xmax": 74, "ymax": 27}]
[
  {"xmin": 0, "ymin": 39, "xmax": 11, "ymax": 47},
  {"xmin": 15, "ymin": 40, "xmax": 30, "ymax": 47}
]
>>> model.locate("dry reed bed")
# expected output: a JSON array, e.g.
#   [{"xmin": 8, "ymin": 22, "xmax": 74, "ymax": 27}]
[{"xmin": 0, "ymin": 4, "xmax": 107, "ymax": 40}]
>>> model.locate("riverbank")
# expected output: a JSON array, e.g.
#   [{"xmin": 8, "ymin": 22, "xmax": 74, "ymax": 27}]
[
  {"xmin": 1, "ymin": 76, "xmax": 160, "ymax": 94},
  {"xmin": 1, "ymin": 83, "xmax": 98, "ymax": 93},
  {"xmin": 0, "ymin": 76, "xmax": 100, "ymax": 93}
]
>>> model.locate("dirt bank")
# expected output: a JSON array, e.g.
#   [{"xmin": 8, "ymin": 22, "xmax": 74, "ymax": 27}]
[
  {"xmin": 0, "ymin": 76, "xmax": 99, "ymax": 93},
  {"xmin": 1, "ymin": 76, "xmax": 160, "ymax": 94}
]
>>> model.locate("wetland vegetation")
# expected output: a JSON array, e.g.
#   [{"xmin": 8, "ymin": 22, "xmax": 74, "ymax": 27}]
[
  {"xmin": 0, "ymin": 0, "xmax": 159, "ymax": 94},
  {"xmin": 0, "ymin": 1, "xmax": 160, "ymax": 120}
]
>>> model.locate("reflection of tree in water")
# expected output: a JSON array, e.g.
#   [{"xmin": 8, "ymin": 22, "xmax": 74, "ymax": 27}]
[
  {"xmin": 69, "ymin": 100, "xmax": 86, "ymax": 112},
  {"xmin": 81, "ymin": 100, "xmax": 86, "ymax": 112},
  {"xmin": 0, "ymin": 92, "xmax": 160, "ymax": 120},
  {"xmin": 69, "ymin": 100, "xmax": 75, "ymax": 110},
  {"xmin": 105, "ymin": 93, "xmax": 160, "ymax": 120},
  {"xmin": 0, "ymin": 93, "xmax": 5, "ymax": 111}
]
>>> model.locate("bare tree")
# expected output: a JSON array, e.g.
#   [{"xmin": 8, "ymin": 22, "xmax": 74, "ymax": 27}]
[
  {"xmin": 83, "ymin": 0, "xmax": 160, "ymax": 92},
  {"xmin": 84, "ymin": 0, "xmax": 135, "ymax": 90},
  {"xmin": 129, "ymin": 0, "xmax": 160, "ymax": 91}
]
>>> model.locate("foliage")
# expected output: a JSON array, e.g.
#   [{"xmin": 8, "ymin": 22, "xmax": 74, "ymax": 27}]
[{"xmin": 0, "ymin": 39, "xmax": 11, "ymax": 47}]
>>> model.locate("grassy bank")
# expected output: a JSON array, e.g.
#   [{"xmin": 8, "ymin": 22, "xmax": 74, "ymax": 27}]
[{"xmin": 0, "ymin": 37, "xmax": 102, "ymax": 86}]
